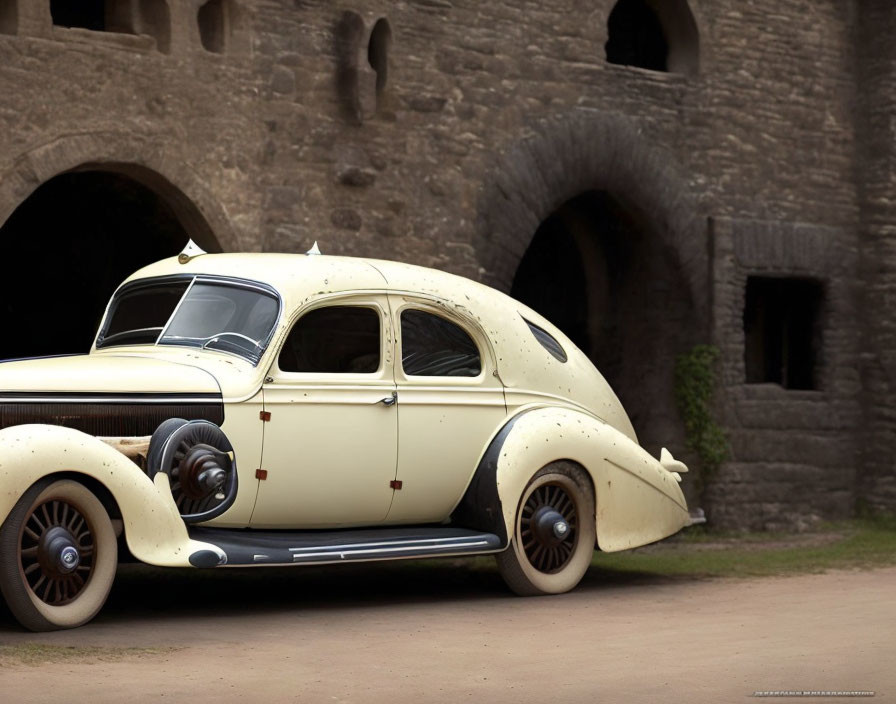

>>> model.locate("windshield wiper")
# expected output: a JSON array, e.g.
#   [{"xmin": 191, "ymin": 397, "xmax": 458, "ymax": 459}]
[{"xmin": 199, "ymin": 332, "xmax": 263, "ymax": 351}]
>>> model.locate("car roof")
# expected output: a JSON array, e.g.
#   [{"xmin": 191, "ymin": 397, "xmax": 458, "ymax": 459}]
[
  {"xmin": 126, "ymin": 251, "xmax": 562, "ymax": 354},
  {"xmin": 127, "ymin": 251, "xmax": 536, "ymax": 325}
]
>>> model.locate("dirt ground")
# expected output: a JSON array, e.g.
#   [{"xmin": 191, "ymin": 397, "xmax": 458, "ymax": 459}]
[{"xmin": 0, "ymin": 561, "xmax": 892, "ymax": 703}]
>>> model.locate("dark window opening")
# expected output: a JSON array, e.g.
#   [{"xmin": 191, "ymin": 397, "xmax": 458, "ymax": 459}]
[
  {"xmin": 198, "ymin": 0, "xmax": 228, "ymax": 54},
  {"xmin": 279, "ymin": 306, "xmax": 381, "ymax": 374},
  {"xmin": 743, "ymin": 277, "xmax": 824, "ymax": 390},
  {"xmin": 368, "ymin": 18, "xmax": 391, "ymax": 97},
  {"xmin": 401, "ymin": 310, "xmax": 481, "ymax": 377},
  {"xmin": 0, "ymin": 0, "xmax": 18, "ymax": 35},
  {"xmin": 606, "ymin": 0, "xmax": 669, "ymax": 72},
  {"xmin": 50, "ymin": 0, "xmax": 170, "ymax": 52},
  {"xmin": 51, "ymin": 0, "xmax": 106, "ymax": 31},
  {"xmin": 523, "ymin": 319, "xmax": 568, "ymax": 363}
]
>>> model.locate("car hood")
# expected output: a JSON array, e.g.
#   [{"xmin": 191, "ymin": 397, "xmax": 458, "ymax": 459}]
[
  {"xmin": 0, "ymin": 354, "xmax": 221, "ymax": 396},
  {"xmin": 0, "ymin": 354, "xmax": 226, "ymax": 438}
]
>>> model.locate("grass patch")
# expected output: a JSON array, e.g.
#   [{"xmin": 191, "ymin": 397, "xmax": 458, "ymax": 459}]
[
  {"xmin": 0, "ymin": 643, "xmax": 177, "ymax": 667},
  {"xmin": 591, "ymin": 515, "xmax": 896, "ymax": 579}
]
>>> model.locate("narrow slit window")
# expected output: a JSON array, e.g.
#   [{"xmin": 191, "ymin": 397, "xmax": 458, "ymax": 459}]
[
  {"xmin": 368, "ymin": 18, "xmax": 391, "ymax": 97},
  {"xmin": 198, "ymin": 0, "xmax": 229, "ymax": 53}
]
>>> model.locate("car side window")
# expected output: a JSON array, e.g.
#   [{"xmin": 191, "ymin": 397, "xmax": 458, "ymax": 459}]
[
  {"xmin": 279, "ymin": 306, "xmax": 380, "ymax": 373},
  {"xmin": 400, "ymin": 309, "xmax": 481, "ymax": 377}
]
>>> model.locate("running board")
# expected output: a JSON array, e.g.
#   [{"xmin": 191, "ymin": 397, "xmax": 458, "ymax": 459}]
[{"xmin": 187, "ymin": 525, "xmax": 504, "ymax": 567}]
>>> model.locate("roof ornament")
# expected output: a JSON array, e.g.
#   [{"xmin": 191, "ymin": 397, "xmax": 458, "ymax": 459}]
[
  {"xmin": 178, "ymin": 239, "xmax": 207, "ymax": 264},
  {"xmin": 306, "ymin": 241, "xmax": 322, "ymax": 256}
]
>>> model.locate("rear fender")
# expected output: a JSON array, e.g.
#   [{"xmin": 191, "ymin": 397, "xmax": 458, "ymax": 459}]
[
  {"xmin": 0, "ymin": 425, "xmax": 218, "ymax": 567},
  {"xmin": 462, "ymin": 408, "xmax": 690, "ymax": 552}
]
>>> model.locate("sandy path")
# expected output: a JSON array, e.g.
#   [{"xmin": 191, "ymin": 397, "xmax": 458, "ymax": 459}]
[{"xmin": 0, "ymin": 562, "xmax": 892, "ymax": 703}]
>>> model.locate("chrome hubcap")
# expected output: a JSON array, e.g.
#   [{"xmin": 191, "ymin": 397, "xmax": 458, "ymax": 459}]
[
  {"xmin": 58, "ymin": 545, "xmax": 81, "ymax": 573},
  {"xmin": 552, "ymin": 519, "xmax": 569, "ymax": 539}
]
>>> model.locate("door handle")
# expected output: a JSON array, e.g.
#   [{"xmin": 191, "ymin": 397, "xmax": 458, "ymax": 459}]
[{"xmin": 378, "ymin": 391, "xmax": 397, "ymax": 406}]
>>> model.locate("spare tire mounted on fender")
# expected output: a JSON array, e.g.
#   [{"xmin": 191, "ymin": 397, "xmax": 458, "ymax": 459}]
[{"xmin": 146, "ymin": 419, "xmax": 238, "ymax": 523}]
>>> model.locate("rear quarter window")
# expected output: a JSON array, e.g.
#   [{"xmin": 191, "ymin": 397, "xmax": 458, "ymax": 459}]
[
  {"xmin": 523, "ymin": 318, "xmax": 568, "ymax": 363},
  {"xmin": 401, "ymin": 309, "xmax": 481, "ymax": 377}
]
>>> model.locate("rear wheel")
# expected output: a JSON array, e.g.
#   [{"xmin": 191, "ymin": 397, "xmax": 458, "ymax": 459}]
[
  {"xmin": 0, "ymin": 479, "xmax": 117, "ymax": 631},
  {"xmin": 496, "ymin": 461, "xmax": 595, "ymax": 596}
]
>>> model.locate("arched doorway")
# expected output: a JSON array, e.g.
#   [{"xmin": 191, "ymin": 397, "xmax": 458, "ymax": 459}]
[
  {"xmin": 511, "ymin": 190, "xmax": 698, "ymax": 457},
  {"xmin": 0, "ymin": 166, "xmax": 220, "ymax": 360}
]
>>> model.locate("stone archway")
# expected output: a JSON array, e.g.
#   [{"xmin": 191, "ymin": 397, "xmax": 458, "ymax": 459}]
[
  {"xmin": 0, "ymin": 161, "xmax": 223, "ymax": 360},
  {"xmin": 476, "ymin": 111, "xmax": 706, "ymax": 316},
  {"xmin": 476, "ymin": 111, "xmax": 707, "ymax": 459}
]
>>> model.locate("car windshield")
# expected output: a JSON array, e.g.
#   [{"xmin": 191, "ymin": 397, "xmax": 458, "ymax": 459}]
[{"xmin": 96, "ymin": 277, "xmax": 280, "ymax": 365}]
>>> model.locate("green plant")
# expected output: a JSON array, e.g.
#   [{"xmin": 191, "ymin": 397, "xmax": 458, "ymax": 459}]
[{"xmin": 673, "ymin": 344, "xmax": 729, "ymax": 494}]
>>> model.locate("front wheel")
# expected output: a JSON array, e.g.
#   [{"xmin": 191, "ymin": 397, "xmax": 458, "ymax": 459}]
[
  {"xmin": 496, "ymin": 461, "xmax": 596, "ymax": 596},
  {"xmin": 0, "ymin": 479, "xmax": 117, "ymax": 631}
]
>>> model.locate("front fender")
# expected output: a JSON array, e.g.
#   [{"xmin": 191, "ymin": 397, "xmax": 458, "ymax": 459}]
[
  {"xmin": 0, "ymin": 425, "xmax": 219, "ymax": 567},
  {"xmin": 457, "ymin": 408, "xmax": 690, "ymax": 552}
]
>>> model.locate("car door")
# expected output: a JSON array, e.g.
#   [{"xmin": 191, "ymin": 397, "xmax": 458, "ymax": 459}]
[
  {"xmin": 250, "ymin": 296, "xmax": 398, "ymax": 528},
  {"xmin": 385, "ymin": 296, "xmax": 507, "ymax": 524}
]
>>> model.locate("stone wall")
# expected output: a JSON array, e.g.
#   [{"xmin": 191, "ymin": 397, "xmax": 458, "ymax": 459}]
[
  {"xmin": 0, "ymin": 0, "xmax": 891, "ymax": 527},
  {"xmin": 855, "ymin": 0, "xmax": 896, "ymax": 514},
  {"xmin": 709, "ymin": 218, "xmax": 861, "ymax": 529}
]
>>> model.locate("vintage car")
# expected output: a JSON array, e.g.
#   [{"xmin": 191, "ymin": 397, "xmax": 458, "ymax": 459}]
[{"xmin": 0, "ymin": 242, "xmax": 691, "ymax": 631}]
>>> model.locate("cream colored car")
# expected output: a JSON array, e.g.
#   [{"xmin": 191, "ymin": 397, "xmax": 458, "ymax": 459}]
[{"xmin": 0, "ymin": 243, "xmax": 691, "ymax": 631}]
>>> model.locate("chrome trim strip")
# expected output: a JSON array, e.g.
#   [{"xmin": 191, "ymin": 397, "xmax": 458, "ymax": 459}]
[
  {"xmin": 287, "ymin": 535, "xmax": 487, "ymax": 553},
  {"xmin": 0, "ymin": 396, "xmax": 221, "ymax": 404},
  {"xmin": 290, "ymin": 539, "xmax": 492, "ymax": 562},
  {"xmin": 221, "ymin": 547, "xmax": 505, "ymax": 568}
]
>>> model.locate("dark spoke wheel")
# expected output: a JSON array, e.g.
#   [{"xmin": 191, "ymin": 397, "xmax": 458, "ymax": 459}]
[
  {"xmin": 496, "ymin": 461, "xmax": 596, "ymax": 597},
  {"xmin": 520, "ymin": 481, "xmax": 578, "ymax": 574},
  {"xmin": 1, "ymin": 479, "xmax": 117, "ymax": 631},
  {"xmin": 18, "ymin": 498, "xmax": 95, "ymax": 607}
]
